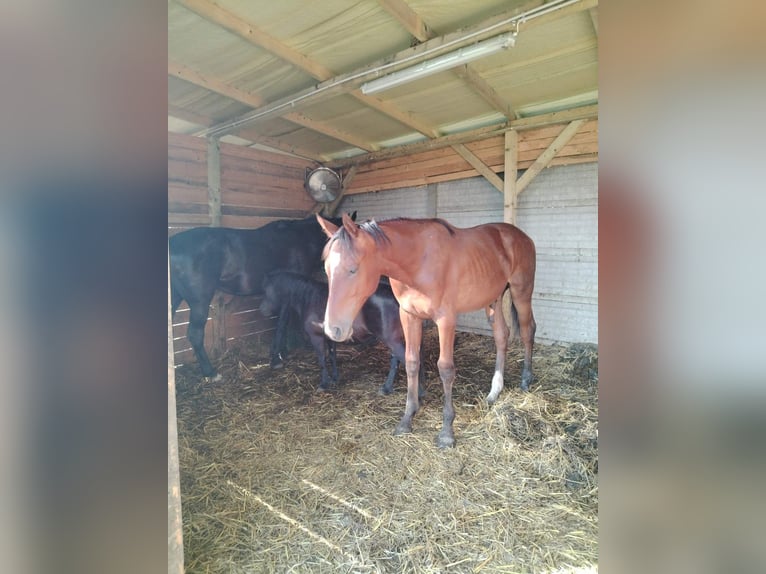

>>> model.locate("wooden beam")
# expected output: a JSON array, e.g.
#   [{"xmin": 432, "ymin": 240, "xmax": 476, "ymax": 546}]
[
  {"xmin": 202, "ymin": 0, "xmax": 593, "ymax": 137},
  {"xmin": 176, "ymin": 0, "xmax": 332, "ymax": 79},
  {"xmin": 517, "ymin": 119, "xmax": 585, "ymax": 193},
  {"xmin": 236, "ymin": 129, "xmax": 327, "ymax": 162},
  {"xmin": 377, "ymin": 0, "xmax": 514, "ymax": 122},
  {"xmin": 330, "ymin": 104, "xmax": 598, "ymax": 168},
  {"xmin": 504, "ymin": 130, "xmax": 518, "ymax": 225},
  {"xmin": 286, "ymin": 112, "xmax": 378, "ymax": 152},
  {"xmin": 453, "ymin": 64, "xmax": 515, "ymax": 119},
  {"xmin": 168, "ymin": 104, "xmax": 214, "ymax": 127},
  {"xmin": 177, "ymin": 0, "xmax": 439, "ymax": 138},
  {"xmin": 350, "ymin": 93, "xmax": 439, "ymax": 138},
  {"xmin": 451, "ymin": 144, "xmax": 504, "ymax": 193},
  {"xmin": 511, "ymin": 104, "xmax": 598, "ymax": 130},
  {"xmin": 169, "ymin": 61, "xmax": 377, "ymax": 151},
  {"xmin": 377, "ymin": 0, "xmax": 430, "ymax": 42},
  {"xmin": 168, "ymin": 105, "xmax": 326, "ymax": 161}
]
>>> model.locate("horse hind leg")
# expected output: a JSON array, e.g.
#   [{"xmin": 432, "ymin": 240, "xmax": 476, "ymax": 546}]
[
  {"xmin": 187, "ymin": 302, "xmax": 220, "ymax": 381},
  {"xmin": 486, "ymin": 293, "xmax": 510, "ymax": 404},
  {"xmin": 509, "ymin": 282, "xmax": 536, "ymax": 391}
]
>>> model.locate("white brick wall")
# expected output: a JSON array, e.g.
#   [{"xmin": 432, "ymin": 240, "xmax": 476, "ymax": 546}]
[
  {"xmin": 517, "ymin": 163, "xmax": 597, "ymax": 343},
  {"xmin": 336, "ymin": 163, "xmax": 598, "ymax": 344}
]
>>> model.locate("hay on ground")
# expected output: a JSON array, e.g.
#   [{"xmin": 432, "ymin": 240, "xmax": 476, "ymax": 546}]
[{"xmin": 175, "ymin": 326, "xmax": 598, "ymax": 573}]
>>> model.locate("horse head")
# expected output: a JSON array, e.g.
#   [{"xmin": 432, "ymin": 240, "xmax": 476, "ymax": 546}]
[{"xmin": 317, "ymin": 212, "xmax": 381, "ymax": 342}]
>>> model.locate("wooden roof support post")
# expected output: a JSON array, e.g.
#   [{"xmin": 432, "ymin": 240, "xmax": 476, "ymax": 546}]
[
  {"xmin": 207, "ymin": 137, "xmax": 226, "ymax": 357},
  {"xmin": 517, "ymin": 119, "xmax": 585, "ymax": 194},
  {"xmin": 207, "ymin": 137, "xmax": 221, "ymax": 227},
  {"xmin": 503, "ymin": 130, "xmax": 518, "ymax": 225},
  {"xmin": 452, "ymin": 144, "xmax": 504, "ymax": 193},
  {"xmin": 502, "ymin": 129, "xmax": 518, "ymax": 323}
]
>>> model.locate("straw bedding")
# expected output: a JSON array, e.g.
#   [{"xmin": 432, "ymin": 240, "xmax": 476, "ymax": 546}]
[{"xmin": 175, "ymin": 326, "xmax": 598, "ymax": 573}]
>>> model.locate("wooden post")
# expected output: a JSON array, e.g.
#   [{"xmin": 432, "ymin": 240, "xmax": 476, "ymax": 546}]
[
  {"xmin": 502, "ymin": 130, "xmax": 518, "ymax": 325},
  {"xmin": 517, "ymin": 119, "xmax": 584, "ymax": 194},
  {"xmin": 168, "ymin": 251, "xmax": 184, "ymax": 574},
  {"xmin": 503, "ymin": 130, "xmax": 518, "ymax": 225},
  {"xmin": 207, "ymin": 137, "xmax": 221, "ymax": 227},
  {"xmin": 207, "ymin": 137, "xmax": 226, "ymax": 357},
  {"xmin": 426, "ymin": 183, "xmax": 438, "ymax": 217}
]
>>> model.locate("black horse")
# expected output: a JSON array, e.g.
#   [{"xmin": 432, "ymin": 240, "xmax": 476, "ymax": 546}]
[
  {"xmin": 260, "ymin": 270, "xmax": 425, "ymax": 396},
  {"xmin": 170, "ymin": 213, "xmax": 355, "ymax": 379}
]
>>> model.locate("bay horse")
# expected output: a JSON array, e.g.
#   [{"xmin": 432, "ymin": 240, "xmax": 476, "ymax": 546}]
[
  {"xmin": 169, "ymin": 213, "xmax": 355, "ymax": 380},
  {"xmin": 259, "ymin": 270, "xmax": 424, "ymax": 396},
  {"xmin": 317, "ymin": 213, "xmax": 536, "ymax": 448}
]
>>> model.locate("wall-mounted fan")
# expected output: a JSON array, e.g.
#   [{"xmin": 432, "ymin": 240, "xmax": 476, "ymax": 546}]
[{"xmin": 305, "ymin": 167, "xmax": 342, "ymax": 203}]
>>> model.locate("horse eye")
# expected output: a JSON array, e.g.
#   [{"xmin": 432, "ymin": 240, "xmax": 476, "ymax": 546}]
[{"xmin": 349, "ymin": 267, "xmax": 358, "ymax": 275}]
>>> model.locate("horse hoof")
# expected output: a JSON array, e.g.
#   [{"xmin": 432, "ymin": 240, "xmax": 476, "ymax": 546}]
[
  {"xmin": 486, "ymin": 394, "xmax": 498, "ymax": 406},
  {"xmin": 378, "ymin": 386, "xmax": 393, "ymax": 396},
  {"xmin": 270, "ymin": 362, "xmax": 284, "ymax": 370},
  {"xmin": 436, "ymin": 433, "xmax": 456, "ymax": 449},
  {"xmin": 206, "ymin": 373, "xmax": 223, "ymax": 383},
  {"xmin": 316, "ymin": 385, "xmax": 334, "ymax": 393},
  {"xmin": 393, "ymin": 424, "xmax": 411, "ymax": 436}
]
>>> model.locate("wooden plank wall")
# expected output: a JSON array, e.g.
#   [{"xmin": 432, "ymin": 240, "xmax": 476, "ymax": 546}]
[
  {"xmin": 345, "ymin": 119, "xmax": 598, "ymax": 194},
  {"xmin": 168, "ymin": 132, "xmax": 316, "ymax": 368}
]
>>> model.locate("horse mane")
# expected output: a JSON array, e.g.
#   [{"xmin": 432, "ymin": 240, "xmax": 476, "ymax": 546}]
[{"xmin": 322, "ymin": 217, "xmax": 454, "ymax": 260}]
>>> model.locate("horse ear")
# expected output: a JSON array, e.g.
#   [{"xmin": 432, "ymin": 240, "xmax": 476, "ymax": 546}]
[
  {"xmin": 342, "ymin": 212, "xmax": 359, "ymax": 237},
  {"xmin": 349, "ymin": 210, "xmax": 357, "ymax": 221},
  {"xmin": 316, "ymin": 214, "xmax": 338, "ymax": 238}
]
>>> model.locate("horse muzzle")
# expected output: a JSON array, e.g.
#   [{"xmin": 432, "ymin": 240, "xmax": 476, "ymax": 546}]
[{"xmin": 325, "ymin": 323, "xmax": 352, "ymax": 342}]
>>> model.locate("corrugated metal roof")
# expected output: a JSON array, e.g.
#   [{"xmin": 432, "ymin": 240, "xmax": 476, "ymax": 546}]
[{"xmin": 168, "ymin": 0, "xmax": 598, "ymax": 163}]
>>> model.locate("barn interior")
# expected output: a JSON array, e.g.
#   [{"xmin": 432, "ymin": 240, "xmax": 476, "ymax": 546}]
[{"xmin": 169, "ymin": 1, "xmax": 598, "ymax": 572}]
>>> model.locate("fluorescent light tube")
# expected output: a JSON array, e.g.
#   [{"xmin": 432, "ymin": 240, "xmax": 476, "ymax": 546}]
[{"xmin": 361, "ymin": 34, "xmax": 515, "ymax": 95}]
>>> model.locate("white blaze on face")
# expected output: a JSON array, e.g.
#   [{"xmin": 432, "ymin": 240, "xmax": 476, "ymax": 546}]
[
  {"xmin": 324, "ymin": 247, "xmax": 343, "ymax": 339},
  {"xmin": 326, "ymin": 249, "xmax": 343, "ymax": 281}
]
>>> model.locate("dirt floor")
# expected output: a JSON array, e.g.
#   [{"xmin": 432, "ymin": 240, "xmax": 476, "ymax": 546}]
[{"xmin": 175, "ymin": 326, "xmax": 598, "ymax": 573}]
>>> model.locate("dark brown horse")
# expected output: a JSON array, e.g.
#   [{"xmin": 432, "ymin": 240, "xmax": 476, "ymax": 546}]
[
  {"xmin": 170, "ymin": 214, "xmax": 354, "ymax": 380},
  {"xmin": 317, "ymin": 213, "xmax": 536, "ymax": 448}
]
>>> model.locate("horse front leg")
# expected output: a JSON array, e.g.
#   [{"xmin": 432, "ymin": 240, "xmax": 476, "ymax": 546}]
[
  {"xmin": 486, "ymin": 293, "xmax": 510, "ymax": 404},
  {"xmin": 393, "ymin": 311, "xmax": 423, "ymax": 436},
  {"xmin": 269, "ymin": 303, "xmax": 289, "ymax": 369},
  {"xmin": 434, "ymin": 316, "xmax": 457, "ymax": 448}
]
